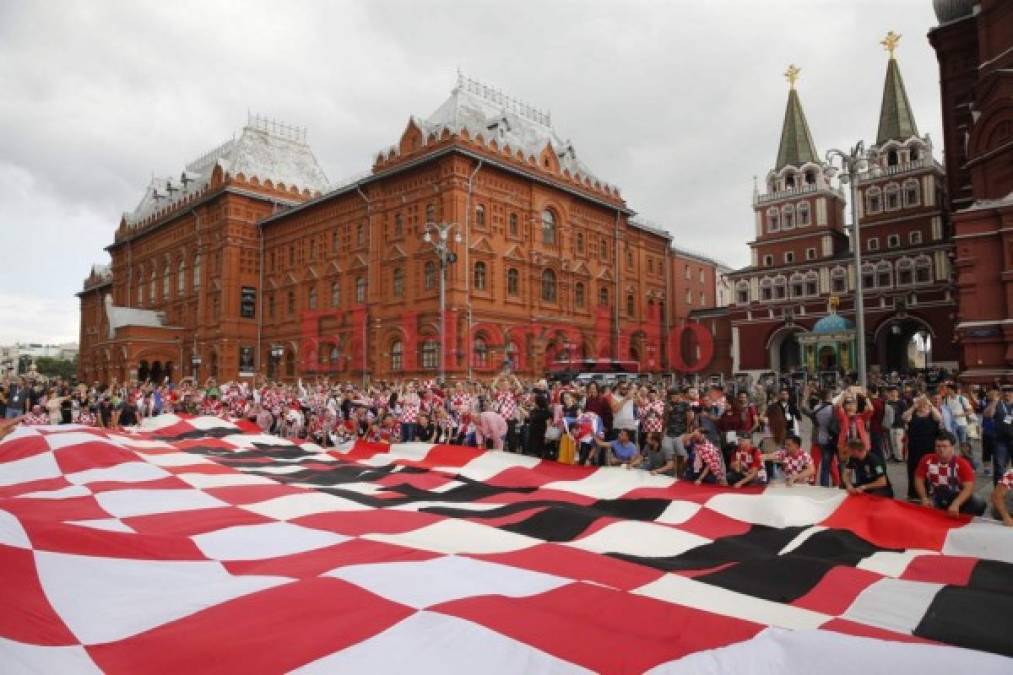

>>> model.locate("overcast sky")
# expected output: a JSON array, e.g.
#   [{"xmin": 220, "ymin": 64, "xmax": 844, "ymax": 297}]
[{"xmin": 0, "ymin": 0, "xmax": 944, "ymax": 345}]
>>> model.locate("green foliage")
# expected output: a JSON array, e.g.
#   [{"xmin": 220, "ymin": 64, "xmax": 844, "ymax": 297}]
[{"xmin": 33, "ymin": 357, "xmax": 78, "ymax": 380}]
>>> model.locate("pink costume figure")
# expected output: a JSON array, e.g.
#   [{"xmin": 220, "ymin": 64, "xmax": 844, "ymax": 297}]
[{"xmin": 475, "ymin": 410, "xmax": 508, "ymax": 450}]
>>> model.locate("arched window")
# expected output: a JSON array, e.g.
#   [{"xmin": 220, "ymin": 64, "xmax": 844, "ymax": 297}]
[
  {"xmin": 393, "ymin": 267, "xmax": 404, "ymax": 297},
  {"xmin": 330, "ymin": 344, "xmax": 339, "ymax": 365},
  {"xmin": 599, "ymin": 286, "xmax": 609, "ymax": 306},
  {"xmin": 425, "ymin": 203, "xmax": 435, "ymax": 222},
  {"xmin": 136, "ymin": 267, "xmax": 145, "ymax": 305},
  {"xmin": 307, "ymin": 285, "xmax": 317, "ymax": 310},
  {"xmin": 284, "ymin": 350, "xmax": 294, "ymax": 377},
  {"xmin": 767, "ymin": 207, "xmax": 780, "ymax": 233},
  {"xmin": 804, "ymin": 271, "xmax": 819, "ymax": 296},
  {"xmin": 785, "ymin": 172, "xmax": 797, "ymax": 189},
  {"xmin": 897, "ymin": 258, "xmax": 914, "ymax": 286},
  {"xmin": 356, "ymin": 277, "xmax": 366, "ymax": 303},
  {"xmin": 390, "ymin": 340, "xmax": 403, "ymax": 371},
  {"xmin": 781, "ymin": 204, "xmax": 795, "ymax": 230},
  {"xmin": 149, "ymin": 268, "xmax": 156, "ymax": 303},
  {"xmin": 575, "ymin": 282, "xmax": 585, "ymax": 308},
  {"xmin": 330, "ymin": 280, "xmax": 340, "ymax": 307},
  {"xmin": 421, "ymin": 340, "xmax": 439, "ymax": 369},
  {"xmin": 804, "ymin": 170, "xmax": 816, "ymax": 185},
  {"xmin": 685, "ymin": 289, "xmax": 692, "ymax": 304},
  {"xmin": 600, "ymin": 237, "xmax": 608, "ymax": 259},
  {"xmin": 162, "ymin": 263, "xmax": 170, "ymax": 298},
  {"xmin": 773, "ymin": 275, "xmax": 787, "ymax": 300},
  {"xmin": 177, "ymin": 259, "xmax": 185, "ymax": 293},
  {"xmin": 876, "ymin": 260, "xmax": 893, "ymax": 288},
  {"xmin": 736, "ymin": 280, "xmax": 750, "ymax": 304},
  {"xmin": 393, "ymin": 212, "xmax": 403, "ymax": 236},
  {"xmin": 887, "ymin": 149, "xmax": 899, "ymax": 166},
  {"xmin": 789, "ymin": 273, "xmax": 804, "ymax": 298},
  {"xmin": 287, "ymin": 290, "xmax": 295, "ymax": 315},
  {"xmin": 831, "ymin": 266, "xmax": 848, "ymax": 293},
  {"xmin": 192, "ymin": 254, "xmax": 201, "ymax": 290},
  {"xmin": 474, "ymin": 261, "xmax": 487, "ymax": 290},
  {"xmin": 541, "ymin": 209, "xmax": 557, "ymax": 245},
  {"xmin": 915, "ymin": 255, "xmax": 932, "ymax": 283},
  {"xmin": 903, "ymin": 178, "xmax": 921, "ymax": 207},
  {"xmin": 627, "ymin": 294, "xmax": 635, "ymax": 316},
  {"xmin": 910, "ymin": 146, "xmax": 921, "ymax": 161},
  {"xmin": 884, "ymin": 183, "xmax": 900, "ymax": 210},
  {"xmin": 424, "ymin": 261, "xmax": 436, "ymax": 290},
  {"xmin": 507, "ymin": 268, "xmax": 519, "ymax": 296},
  {"xmin": 541, "ymin": 269, "xmax": 556, "ymax": 302},
  {"xmin": 861, "ymin": 263, "xmax": 876, "ymax": 289},
  {"xmin": 356, "ymin": 222, "xmax": 365, "ymax": 246},
  {"xmin": 475, "ymin": 204, "xmax": 486, "ymax": 226},
  {"xmin": 760, "ymin": 277, "xmax": 774, "ymax": 301},
  {"xmin": 473, "ymin": 337, "xmax": 488, "ymax": 368},
  {"xmin": 576, "ymin": 232, "xmax": 584, "ymax": 253},
  {"xmin": 866, "ymin": 186, "xmax": 882, "ymax": 214},
  {"xmin": 797, "ymin": 202, "xmax": 811, "ymax": 226},
  {"xmin": 508, "ymin": 213, "xmax": 518, "ymax": 236}
]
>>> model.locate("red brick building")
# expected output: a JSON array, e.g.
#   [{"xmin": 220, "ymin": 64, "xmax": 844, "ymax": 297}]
[
  {"xmin": 929, "ymin": 0, "xmax": 1013, "ymax": 382},
  {"xmin": 726, "ymin": 45, "xmax": 959, "ymax": 377},
  {"xmin": 78, "ymin": 78, "xmax": 725, "ymax": 383}
]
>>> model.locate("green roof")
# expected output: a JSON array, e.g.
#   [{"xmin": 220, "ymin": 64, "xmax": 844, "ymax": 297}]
[
  {"xmin": 775, "ymin": 89, "xmax": 819, "ymax": 171},
  {"xmin": 876, "ymin": 57, "xmax": 919, "ymax": 144}
]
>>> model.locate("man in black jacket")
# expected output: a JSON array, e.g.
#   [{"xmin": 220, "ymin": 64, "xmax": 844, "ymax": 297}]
[{"xmin": 5, "ymin": 380, "xmax": 27, "ymax": 419}]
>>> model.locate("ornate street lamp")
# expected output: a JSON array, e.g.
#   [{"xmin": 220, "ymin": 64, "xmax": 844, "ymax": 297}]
[
  {"xmin": 826, "ymin": 143, "xmax": 871, "ymax": 387},
  {"xmin": 422, "ymin": 221, "xmax": 462, "ymax": 383}
]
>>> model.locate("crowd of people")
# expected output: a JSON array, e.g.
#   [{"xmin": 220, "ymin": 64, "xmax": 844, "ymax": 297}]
[{"xmin": 1, "ymin": 369, "xmax": 1011, "ymax": 525}]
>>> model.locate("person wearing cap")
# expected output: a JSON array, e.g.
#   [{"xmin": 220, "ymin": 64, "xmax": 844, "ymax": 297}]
[
  {"xmin": 914, "ymin": 431, "xmax": 986, "ymax": 516},
  {"xmin": 984, "ymin": 385, "xmax": 1013, "ymax": 484},
  {"xmin": 843, "ymin": 438, "xmax": 893, "ymax": 498}
]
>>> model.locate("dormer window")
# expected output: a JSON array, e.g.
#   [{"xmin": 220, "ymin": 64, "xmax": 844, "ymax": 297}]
[
  {"xmin": 804, "ymin": 171, "xmax": 816, "ymax": 185},
  {"xmin": 910, "ymin": 147, "xmax": 920, "ymax": 161},
  {"xmin": 785, "ymin": 174, "xmax": 796, "ymax": 189},
  {"xmin": 887, "ymin": 150, "xmax": 899, "ymax": 166}
]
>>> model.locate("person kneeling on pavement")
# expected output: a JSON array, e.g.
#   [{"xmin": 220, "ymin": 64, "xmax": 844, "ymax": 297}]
[
  {"xmin": 642, "ymin": 432, "xmax": 676, "ymax": 476},
  {"xmin": 843, "ymin": 438, "xmax": 893, "ymax": 498},
  {"xmin": 595, "ymin": 428, "xmax": 642, "ymax": 468},
  {"xmin": 727, "ymin": 432, "xmax": 767, "ymax": 488},
  {"xmin": 990, "ymin": 469, "xmax": 1013, "ymax": 526},
  {"xmin": 682, "ymin": 427, "xmax": 728, "ymax": 486},
  {"xmin": 760, "ymin": 435, "xmax": 815, "ymax": 486},
  {"xmin": 914, "ymin": 431, "xmax": 986, "ymax": 517}
]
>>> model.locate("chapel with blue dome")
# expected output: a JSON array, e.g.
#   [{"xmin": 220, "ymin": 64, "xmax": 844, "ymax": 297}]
[{"xmin": 797, "ymin": 297, "xmax": 857, "ymax": 373}]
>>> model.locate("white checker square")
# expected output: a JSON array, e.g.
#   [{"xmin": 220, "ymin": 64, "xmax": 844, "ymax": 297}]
[
  {"xmin": 242, "ymin": 492, "xmax": 372, "ymax": 520},
  {"xmin": 842, "ymin": 578, "xmax": 944, "ymax": 635},
  {"xmin": 567, "ymin": 521, "xmax": 711, "ymax": 558},
  {"xmin": 364, "ymin": 519, "xmax": 540, "ymax": 555},
  {"xmin": 192, "ymin": 521, "xmax": 348, "ymax": 561},
  {"xmin": 95, "ymin": 488, "xmax": 228, "ymax": 519}
]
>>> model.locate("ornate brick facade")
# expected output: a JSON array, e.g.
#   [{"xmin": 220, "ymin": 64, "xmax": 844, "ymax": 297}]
[{"xmin": 77, "ymin": 79, "xmax": 724, "ymax": 383}]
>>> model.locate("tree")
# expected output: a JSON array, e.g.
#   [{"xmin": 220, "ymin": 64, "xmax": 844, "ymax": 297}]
[{"xmin": 33, "ymin": 357, "xmax": 77, "ymax": 380}]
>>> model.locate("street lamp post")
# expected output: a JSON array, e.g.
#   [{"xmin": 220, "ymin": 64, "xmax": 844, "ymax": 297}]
[
  {"xmin": 422, "ymin": 221, "xmax": 462, "ymax": 384},
  {"xmin": 826, "ymin": 142, "xmax": 870, "ymax": 387}
]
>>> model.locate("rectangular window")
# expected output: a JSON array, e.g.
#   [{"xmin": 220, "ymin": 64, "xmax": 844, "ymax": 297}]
[
  {"xmin": 239, "ymin": 346, "xmax": 254, "ymax": 374},
  {"xmin": 888, "ymin": 234, "xmax": 900, "ymax": 249},
  {"xmin": 784, "ymin": 252, "xmax": 794, "ymax": 264},
  {"xmin": 910, "ymin": 231, "xmax": 922, "ymax": 245},
  {"xmin": 240, "ymin": 287, "xmax": 256, "ymax": 318},
  {"xmin": 867, "ymin": 237, "xmax": 879, "ymax": 252},
  {"xmin": 805, "ymin": 248, "xmax": 816, "ymax": 261}
]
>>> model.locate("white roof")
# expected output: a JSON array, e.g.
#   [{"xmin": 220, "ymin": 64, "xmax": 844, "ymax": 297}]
[
  {"xmin": 399, "ymin": 72, "xmax": 616, "ymax": 192},
  {"xmin": 124, "ymin": 115, "xmax": 329, "ymax": 227},
  {"xmin": 104, "ymin": 295, "xmax": 169, "ymax": 339}
]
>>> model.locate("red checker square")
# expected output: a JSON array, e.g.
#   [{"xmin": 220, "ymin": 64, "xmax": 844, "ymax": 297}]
[
  {"xmin": 819, "ymin": 495, "xmax": 963, "ymax": 551},
  {"xmin": 149, "ymin": 421, "xmax": 198, "ymax": 438},
  {"xmin": 900, "ymin": 554, "xmax": 977, "ymax": 586},
  {"xmin": 225, "ymin": 538, "xmax": 441, "ymax": 578},
  {"xmin": 87, "ymin": 476, "xmax": 192, "ymax": 494},
  {"xmin": 54, "ymin": 441, "xmax": 138, "ymax": 474},
  {"xmin": 433, "ymin": 581, "xmax": 762, "ymax": 673},
  {"xmin": 87, "ymin": 576, "xmax": 415, "ymax": 675},
  {"xmin": 676, "ymin": 506, "xmax": 753, "ymax": 540},
  {"xmin": 820, "ymin": 617, "xmax": 939, "ymax": 645},
  {"xmin": 468, "ymin": 543, "xmax": 665, "ymax": 591},
  {"xmin": 6, "ymin": 495, "xmax": 109, "ymax": 524},
  {"xmin": 481, "ymin": 466, "xmax": 561, "ymax": 489},
  {"xmin": 413, "ymin": 443, "xmax": 484, "ymax": 468},
  {"xmin": 329, "ymin": 440, "xmax": 389, "ymax": 461},
  {"xmin": 232, "ymin": 419, "xmax": 262, "ymax": 434},
  {"xmin": 0, "ymin": 476, "xmax": 71, "ymax": 499},
  {"xmin": 0, "ymin": 544, "xmax": 78, "ymax": 646},
  {"xmin": 0, "ymin": 433, "xmax": 50, "ymax": 461},
  {"xmin": 30, "ymin": 521, "xmax": 208, "ymax": 561},
  {"xmin": 124, "ymin": 506, "xmax": 273, "ymax": 537},
  {"xmin": 202, "ymin": 483, "xmax": 306, "ymax": 506},
  {"xmin": 172, "ymin": 438, "xmax": 236, "ymax": 451},
  {"xmin": 293, "ymin": 509, "xmax": 443, "ymax": 537},
  {"xmin": 791, "ymin": 565, "xmax": 884, "ymax": 615}
]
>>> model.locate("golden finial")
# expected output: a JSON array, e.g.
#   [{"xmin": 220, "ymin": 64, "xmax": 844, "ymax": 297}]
[
  {"xmin": 784, "ymin": 64, "xmax": 801, "ymax": 89},
  {"xmin": 881, "ymin": 31, "xmax": 901, "ymax": 59}
]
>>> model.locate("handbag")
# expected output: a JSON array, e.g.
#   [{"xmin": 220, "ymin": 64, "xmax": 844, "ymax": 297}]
[
  {"xmin": 545, "ymin": 425, "xmax": 562, "ymax": 442},
  {"xmin": 558, "ymin": 432, "xmax": 576, "ymax": 465}
]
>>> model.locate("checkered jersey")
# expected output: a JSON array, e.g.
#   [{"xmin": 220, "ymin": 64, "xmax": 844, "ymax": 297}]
[
  {"xmin": 774, "ymin": 449, "xmax": 814, "ymax": 484},
  {"xmin": 494, "ymin": 391, "xmax": 517, "ymax": 420},
  {"xmin": 640, "ymin": 399, "xmax": 665, "ymax": 433},
  {"xmin": 400, "ymin": 392, "xmax": 421, "ymax": 424},
  {"xmin": 693, "ymin": 439, "xmax": 726, "ymax": 481},
  {"xmin": 915, "ymin": 454, "xmax": 975, "ymax": 490}
]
